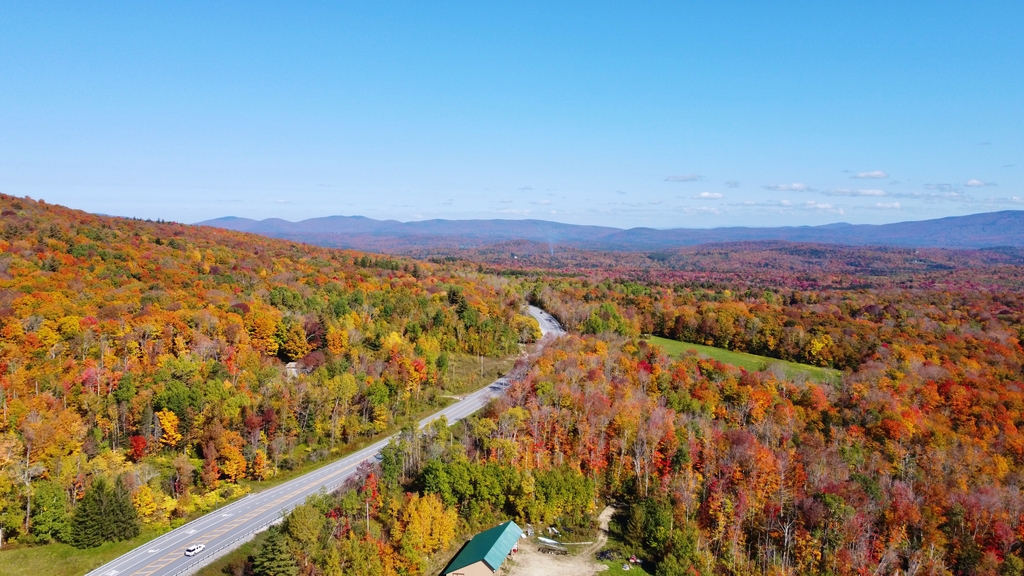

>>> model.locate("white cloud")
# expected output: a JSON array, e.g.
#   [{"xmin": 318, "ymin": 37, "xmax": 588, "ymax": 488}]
[
  {"xmin": 852, "ymin": 170, "xmax": 889, "ymax": 179},
  {"xmin": 693, "ymin": 192, "xmax": 724, "ymax": 199},
  {"xmin": 985, "ymin": 196, "xmax": 1024, "ymax": 205},
  {"xmin": 649, "ymin": 200, "xmax": 664, "ymax": 205},
  {"xmin": 677, "ymin": 206, "xmax": 721, "ymax": 215},
  {"xmin": 803, "ymin": 200, "xmax": 843, "ymax": 213},
  {"xmin": 891, "ymin": 189, "xmax": 966, "ymax": 202},
  {"xmin": 530, "ymin": 199, "xmax": 552, "ymax": 205},
  {"xmin": 734, "ymin": 199, "xmax": 842, "ymax": 213},
  {"xmin": 761, "ymin": 183, "xmax": 811, "ymax": 191},
  {"xmin": 498, "ymin": 199, "xmax": 513, "ymax": 203},
  {"xmin": 274, "ymin": 199, "xmax": 294, "ymax": 204},
  {"xmin": 966, "ymin": 179, "xmax": 996, "ymax": 187},
  {"xmin": 874, "ymin": 202, "xmax": 901, "ymax": 209},
  {"xmin": 823, "ymin": 189, "xmax": 887, "ymax": 197},
  {"xmin": 665, "ymin": 174, "xmax": 702, "ymax": 182}
]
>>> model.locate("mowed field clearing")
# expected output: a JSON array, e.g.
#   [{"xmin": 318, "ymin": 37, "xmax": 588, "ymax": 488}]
[{"xmin": 646, "ymin": 336, "xmax": 841, "ymax": 383}]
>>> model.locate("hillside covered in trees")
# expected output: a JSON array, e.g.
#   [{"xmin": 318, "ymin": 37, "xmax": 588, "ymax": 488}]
[{"xmin": 0, "ymin": 194, "xmax": 539, "ymax": 548}]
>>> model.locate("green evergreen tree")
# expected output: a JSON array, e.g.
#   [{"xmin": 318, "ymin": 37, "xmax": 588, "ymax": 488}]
[
  {"xmin": 29, "ymin": 480, "xmax": 70, "ymax": 543},
  {"xmin": 68, "ymin": 477, "xmax": 139, "ymax": 548},
  {"xmin": 69, "ymin": 480, "xmax": 106, "ymax": 548},
  {"xmin": 624, "ymin": 503, "xmax": 647, "ymax": 551},
  {"xmin": 656, "ymin": 525, "xmax": 699, "ymax": 576},
  {"xmin": 252, "ymin": 529, "xmax": 299, "ymax": 576},
  {"xmin": 641, "ymin": 498, "xmax": 674, "ymax": 556},
  {"xmin": 108, "ymin": 477, "xmax": 139, "ymax": 541}
]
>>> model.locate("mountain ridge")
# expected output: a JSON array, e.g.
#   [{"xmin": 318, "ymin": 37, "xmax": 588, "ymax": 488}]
[{"xmin": 198, "ymin": 210, "xmax": 1024, "ymax": 251}]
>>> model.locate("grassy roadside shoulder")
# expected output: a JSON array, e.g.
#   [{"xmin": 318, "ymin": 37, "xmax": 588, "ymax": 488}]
[
  {"xmin": 646, "ymin": 335, "xmax": 841, "ymax": 383},
  {"xmin": 0, "ymin": 528, "xmax": 165, "ymax": 576},
  {"xmin": 0, "ymin": 352, "xmax": 520, "ymax": 576}
]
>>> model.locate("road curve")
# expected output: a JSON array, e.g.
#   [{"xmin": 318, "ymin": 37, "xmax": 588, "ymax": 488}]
[{"xmin": 86, "ymin": 306, "xmax": 563, "ymax": 576}]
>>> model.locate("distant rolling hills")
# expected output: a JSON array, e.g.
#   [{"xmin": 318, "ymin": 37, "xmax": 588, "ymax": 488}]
[{"xmin": 198, "ymin": 210, "xmax": 1024, "ymax": 252}]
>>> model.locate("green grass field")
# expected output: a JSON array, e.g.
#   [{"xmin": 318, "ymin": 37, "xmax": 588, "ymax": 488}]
[
  {"xmin": 0, "ymin": 528, "xmax": 164, "ymax": 576},
  {"xmin": 646, "ymin": 335, "xmax": 840, "ymax": 383}
]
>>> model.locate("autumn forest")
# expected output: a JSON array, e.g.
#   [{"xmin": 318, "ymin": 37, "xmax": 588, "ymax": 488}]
[{"xmin": 2, "ymin": 194, "xmax": 1024, "ymax": 576}]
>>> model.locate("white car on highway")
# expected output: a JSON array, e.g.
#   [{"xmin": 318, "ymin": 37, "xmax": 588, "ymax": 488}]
[{"xmin": 184, "ymin": 544, "xmax": 206, "ymax": 557}]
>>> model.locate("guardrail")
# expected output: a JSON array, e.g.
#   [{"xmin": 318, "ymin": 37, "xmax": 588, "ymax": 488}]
[{"xmin": 166, "ymin": 516, "xmax": 283, "ymax": 576}]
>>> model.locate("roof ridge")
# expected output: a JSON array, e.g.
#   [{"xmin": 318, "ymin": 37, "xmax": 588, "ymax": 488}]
[{"xmin": 444, "ymin": 520, "xmax": 523, "ymax": 574}]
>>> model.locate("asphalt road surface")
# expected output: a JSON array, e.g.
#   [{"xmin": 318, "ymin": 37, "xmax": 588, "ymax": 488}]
[{"xmin": 86, "ymin": 306, "xmax": 563, "ymax": 576}]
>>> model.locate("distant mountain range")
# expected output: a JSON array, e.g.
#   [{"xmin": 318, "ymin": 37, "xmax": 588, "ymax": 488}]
[{"xmin": 197, "ymin": 210, "xmax": 1024, "ymax": 252}]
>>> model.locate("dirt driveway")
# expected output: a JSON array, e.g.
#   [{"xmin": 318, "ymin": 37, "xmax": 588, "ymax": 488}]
[{"xmin": 503, "ymin": 506, "xmax": 615, "ymax": 576}]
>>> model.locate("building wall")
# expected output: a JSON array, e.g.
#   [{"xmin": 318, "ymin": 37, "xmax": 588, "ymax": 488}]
[{"xmin": 445, "ymin": 560, "xmax": 493, "ymax": 576}]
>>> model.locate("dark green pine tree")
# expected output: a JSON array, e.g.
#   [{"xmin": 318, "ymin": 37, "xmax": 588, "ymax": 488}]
[
  {"xmin": 69, "ymin": 477, "xmax": 140, "ymax": 548},
  {"xmin": 69, "ymin": 479, "xmax": 107, "ymax": 548},
  {"xmin": 624, "ymin": 502, "xmax": 647, "ymax": 551},
  {"xmin": 107, "ymin": 477, "xmax": 140, "ymax": 542},
  {"xmin": 252, "ymin": 529, "xmax": 299, "ymax": 576}
]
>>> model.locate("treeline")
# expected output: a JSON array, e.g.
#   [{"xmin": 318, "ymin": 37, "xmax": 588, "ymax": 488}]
[{"xmin": 0, "ymin": 195, "xmax": 539, "ymax": 548}]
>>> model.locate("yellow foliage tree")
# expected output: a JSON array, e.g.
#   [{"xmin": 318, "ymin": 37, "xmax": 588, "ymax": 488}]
[
  {"xmin": 133, "ymin": 484, "xmax": 158, "ymax": 522},
  {"xmin": 156, "ymin": 409, "xmax": 183, "ymax": 448},
  {"xmin": 511, "ymin": 314, "xmax": 542, "ymax": 342},
  {"xmin": 372, "ymin": 405, "xmax": 389, "ymax": 434},
  {"xmin": 218, "ymin": 430, "xmax": 248, "ymax": 482},
  {"xmin": 326, "ymin": 327, "xmax": 348, "ymax": 355},
  {"xmin": 394, "ymin": 493, "xmax": 457, "ymax": 556},
  {"xmin": 383, "ymin": 331, "xmax": 404, "ymax": 350},
  {"xmin": 244, "ymin": 308, "xmax": 280, "ymax": 356},
  {"xmin": 35, "ymin": 322, "xmax": 61, "ymax": 349},
  {"xmin": 279, "ymin": 322, "xmax": 311, "ymax": 361}
]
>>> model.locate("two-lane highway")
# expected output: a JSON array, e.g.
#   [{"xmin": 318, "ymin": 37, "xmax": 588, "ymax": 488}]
[{"xmin": 87, "ymin": 306, "xmax": 563, "ymax": 576}]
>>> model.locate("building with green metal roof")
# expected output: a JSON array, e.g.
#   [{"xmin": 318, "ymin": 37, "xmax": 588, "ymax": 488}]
[{"xmin": 442, "ymin": 520, "xmax": 523, "ymax": 576}]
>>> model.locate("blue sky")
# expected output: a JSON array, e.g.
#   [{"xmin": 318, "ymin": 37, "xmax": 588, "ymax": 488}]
[{"xmin": 1, "ymin": 2, "xmax": 1021, "ymax": 228}]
